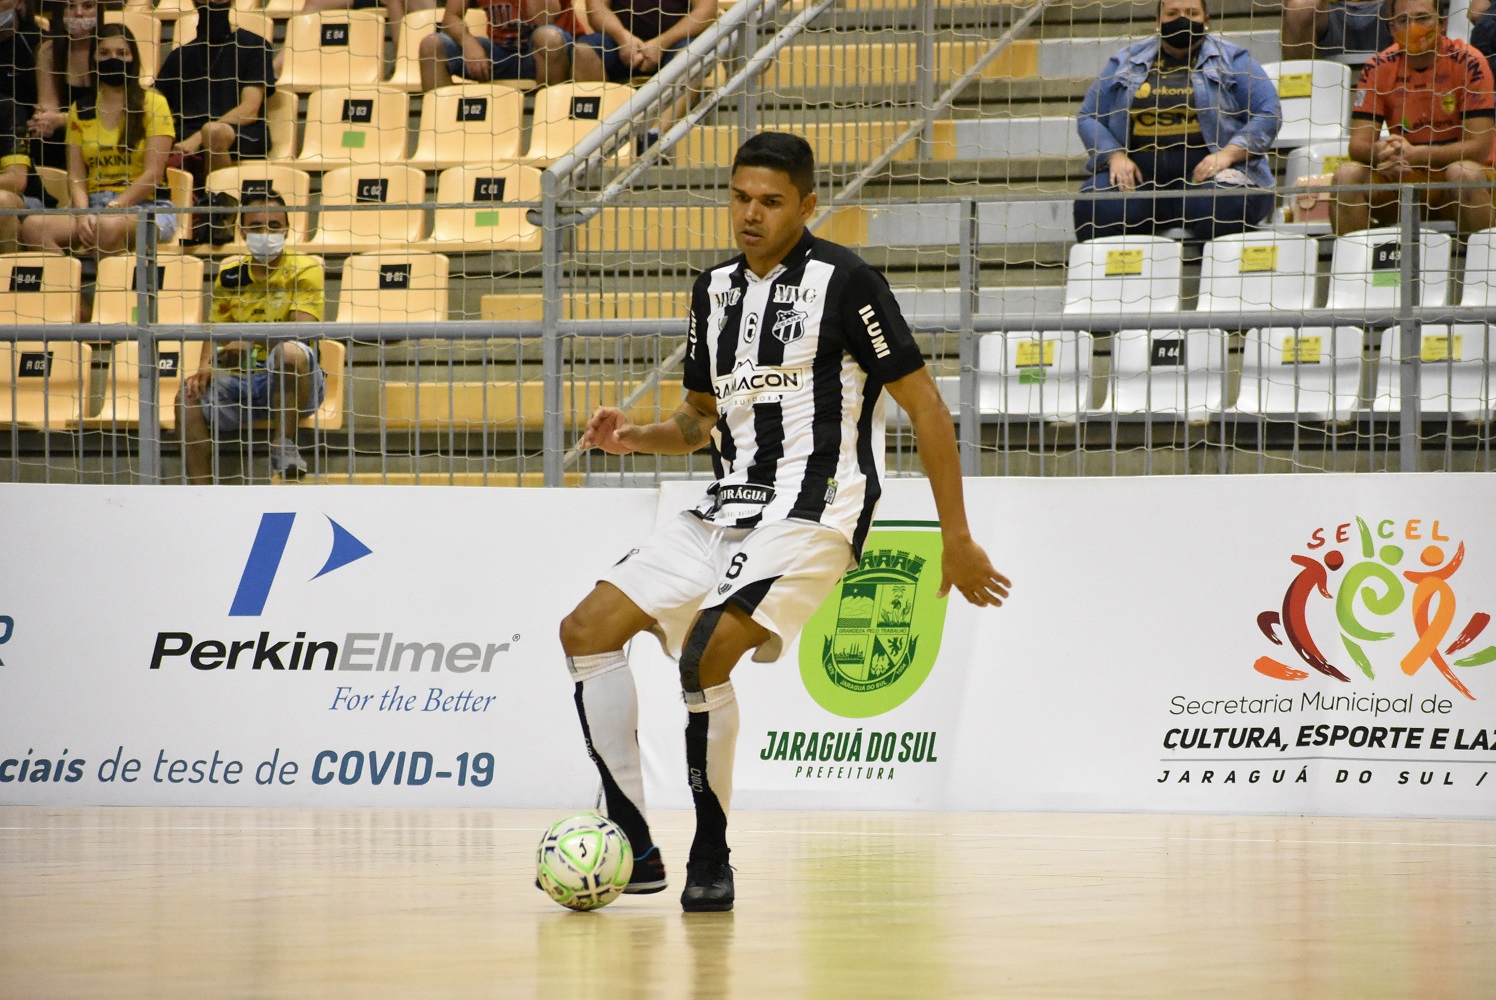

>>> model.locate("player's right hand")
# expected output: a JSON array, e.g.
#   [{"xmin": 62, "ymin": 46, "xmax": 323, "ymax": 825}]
[{"xmin": 579, "ymin": 407, "xmax": 638, "ymax": 454}]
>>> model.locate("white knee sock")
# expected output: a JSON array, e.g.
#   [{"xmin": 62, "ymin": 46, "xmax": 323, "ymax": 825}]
[
  {"xmin": 684, "ymin": 680, "xmax": 738, "ymax": 860},
  {"xmin": 568, "ymin": 651, "xmax": 655, "ymax": 854}
]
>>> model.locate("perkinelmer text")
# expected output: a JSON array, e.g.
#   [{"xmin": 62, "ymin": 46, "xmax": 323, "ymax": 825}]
[{"xmin": 149, "ymin": 632, "xmax": 512, "ymax": 672}]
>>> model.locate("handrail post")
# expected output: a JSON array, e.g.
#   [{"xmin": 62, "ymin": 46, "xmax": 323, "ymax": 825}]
[
  {"xmin": 917, "ymin": 0, "xmax": 936, "ymax": 160},
  {"xmin": 542, "ymin": 170, "xmax": 566, "ymax": 487},
  {"xmin": 1397, "ymin": 185, "xmax": 1420, "ymax": 473},
  {"xmin": 738, "ymin": 1, "xmax": 761, "ymax": 141},
  {"xmin": 135, "ymin": 208, "xmax": 161, "ymax": 484},
  {"xmin": 958, "ymin": 198, "xmax": 979, "ymax": 476}
]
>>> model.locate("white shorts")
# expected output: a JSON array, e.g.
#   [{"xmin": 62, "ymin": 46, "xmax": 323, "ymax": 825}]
[{"xmin": 601, "ymin": 512, "xmax": 855, "ymax": 663}]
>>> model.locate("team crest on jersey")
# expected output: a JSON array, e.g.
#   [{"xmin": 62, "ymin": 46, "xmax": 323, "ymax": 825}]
[{"xmin": 772, "ymin": 308, "xmax": 809, "ymax": 344}]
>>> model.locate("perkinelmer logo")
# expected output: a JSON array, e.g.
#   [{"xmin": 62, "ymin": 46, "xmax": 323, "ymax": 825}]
[
  {"xmin": 150, "ymin": 512, "xmax": 512, "ymax": 673},
  {"xmin": 230, "ymin": 512, "xmax": 372, "ymax": 616}
]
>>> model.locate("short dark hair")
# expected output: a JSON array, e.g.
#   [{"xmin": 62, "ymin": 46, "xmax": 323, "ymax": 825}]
[
  {"xmin": 1386, "ymin": 0, "xmax": 1445, "ymax": 17},
  {"xmin": 241, "ymin": 192, "xmax": 287, "ymax": 211},
  {"xmin": 731, "ymin": 132, "xmax": 815, "ymax": 196}
]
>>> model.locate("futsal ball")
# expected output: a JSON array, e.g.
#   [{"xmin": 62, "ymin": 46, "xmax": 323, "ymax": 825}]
[{"xmin": 535, "ymin": 812, "xmax": 634, "ymax": 911}]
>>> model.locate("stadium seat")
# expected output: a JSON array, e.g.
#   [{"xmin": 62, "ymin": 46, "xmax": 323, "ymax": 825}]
[
  {"xmin": 420, "ymin": 165, "xmax": 542, "ymax": 251},
  {"xmin": 975, "ymin": 331, "xmax": 1096, "ymax": 420},
  {"xmin": 382, "ymin": 378, "xmax": 683, "ymax": 430},
  {"xmin": 0, "ymin": 253, "xmax": 82, "ymax": 324},
  {"xmin": 1458, "ymin": 227, "xmax": 1496, "ymax": 307},
  {"xmin": 1063, "ymin": 235, "xmax": 1183, "ymax": 319},
  {"xmin": 264, "ymin": 89, "xmax": 299, "ymax": 163},
  {"xmin": 480, "ymin": 293, "xmax": 543, "ymax": 322},
  {"xmin": 1196, "ymin": 232, "xmax": 1360, "ymax": 420},
  {"xmin": 306, "ymin": 165, "xmax": 427, "ymax": 253},
  {"xmin": 521, "ymin": 82, "xmax": 637, "ymax": 165},
  {"xmin": 1368, "ymin": 323, "xmax": 1492, "ymax": 418},
  {"xmin": 104, "ymin": 10, "xmax": 162, "ymax": 86},
  {"xmin": 34, "ymin": 165, "xmax": 68, "ymax": 206},
  {"xmin": 133, "ymin": 0, "xmax": 258, "ymax": 19},
  {"xmin": 334, "ymin": 252, "xmax": 450, "ymax": 324},
  {"xmin": 0, "ymin": 340, "xmax": 91, "ymax": 430},
  {"xmin": 1107, "ymin": 328, "xmax": 1227, "ymax": 417},
  {"xmin": 578, "ymin": 206, "xmax": 734, "ymax": 252},
  {"xmin": 308, "ymin": 340, "xmax": 346, "ymax": 430},
  {"xmin": 1263, "ymin": 60, "xmax": 1351, "ymax": 149},
  {"xmin": 1327, "ymin": 226, "xmax": 1452, "ymax": 309},
  {"xmin": 170, "ymin": 7, "xmax": 271, "ymax": 43},
  {"xmin": 387, "ymin": 8, "xmax": 490, "ymax": 91},
  {"xmin": 1276, "ymin": 139, "xmax": 1351, "ymax": 231},
  {"xmin": 84, "ymin": 339, "xmax": 205, "ymax": 431},
  {"xmin": 293, "ymin": 87, "xmax": 410, "ymax": 171},
  {"xmin": 277, "ymin": 11, "xmax": 386, "ymax": 94},
  {"xmin": 409, "ymin": 84, "xmax": 526, "ymax": 169},
  {"xmin": 91, "ymin": 253, "xmax": 205, "ymax": 326},
  {"xmin": 203, "ymin": 164, "xmax": 313, "ymax": 248}
]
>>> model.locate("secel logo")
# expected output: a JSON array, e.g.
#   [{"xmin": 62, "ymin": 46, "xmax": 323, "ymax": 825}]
[
  {"xmin": 1254, "ymin": 516, "xmax": 1496, "ymax": 700},
  {"xmin": 798, "ymin": 524, "xmax": 948, "ymax": 718}
]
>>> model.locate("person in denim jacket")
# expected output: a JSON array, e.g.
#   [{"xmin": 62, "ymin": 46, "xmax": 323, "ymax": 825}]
[{"xmin": 1074, "ymin": 0, "xmax": 1280, "ymax": 243}]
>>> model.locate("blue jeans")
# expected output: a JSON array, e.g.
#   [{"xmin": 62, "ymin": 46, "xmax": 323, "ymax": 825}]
[
  {"xmin": 434, "ymin": 29, "xmax": 574, "ymax": 80},
  {"xmin": 574, "ymin": 32, "xmax": 685, "ymax": 82},
  {"xmin": 1073, "ymin": 172, "xmax": 1274, "ymax": 243}
]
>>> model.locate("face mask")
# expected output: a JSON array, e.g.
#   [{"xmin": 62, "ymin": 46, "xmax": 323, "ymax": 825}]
[
  {"xmin": 96, "ymin": 57, "xmax": 129, "ymax": 85},
  {"xmin": 64, "ymin": 15, "xmax": 96, "ymax": 39},
  {"xmin": 200, "ymin": 3, "xmax": 233, "ymax": 43},
  {"xmin": 246, "ymin": 232, "xmax": 286, "ymax": 262},
  {"xmin": 1394, "ymin": 20, "xmax": 1438, "ymax": 55},
  {"xmin": 1160, "ymin": 15, "xmax": 1207, "ymax": 49}
]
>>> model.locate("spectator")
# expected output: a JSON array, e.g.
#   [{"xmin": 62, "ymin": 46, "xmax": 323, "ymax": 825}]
[
  {"xmin": 0, "ymin": 0, "xmax": 43, "ymax": 110},
  {"xmin": 0, "ymin": 97, "xmax": 37, "ymax": 252},
  {"xmin": 154, "ymin": 0, "xmax": 275, "ymax": 181},
  {"xmin": 30, "ymin": 0, "xmax": 97, "ymax": 173},
  {"xmin": 578, "ymin": 0, "xmax": 715, "ymax": 83},
  {"xmin": 1468, "ymin": 0, "xmax": 1496, "ymax": 65},
  {"xmin": 180, "ymin": 194, "xmax": 327, "ymax": 483},
  {"xmin": 418, "ymin": 0, "xmax": 601, "ymax": 90},
  {"xmin": 1331, "ymin": 0, "xmax": 1496, "ymax": 234},
  {"xmin": 1283, "ymin": 0, "xmax": 1392, "ymax": 62},
  {"xmin": 19, "ymin": 23, "xmax": 178, "ymax": 254},
  {"xmin": 1074, "ymin": 0, "xmax": 1280, "ymax": 243},
  {"xmin": 299, "ymin": 0, "xmax": 437, "ymax": 22}
]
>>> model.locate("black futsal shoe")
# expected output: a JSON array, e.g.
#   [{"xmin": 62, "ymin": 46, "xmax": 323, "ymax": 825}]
[
  {"xmin": 624, "ymin": 846, "xmax": 668, "ymax": 894},
  {"xmin": 680, "ymin": 851, "xmax": 734, "ymax": 912}
]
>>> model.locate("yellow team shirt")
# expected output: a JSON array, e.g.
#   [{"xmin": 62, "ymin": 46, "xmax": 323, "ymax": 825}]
[
  {"xmin": 210, "ymin": 252, "xmax": 326, "ymax": 372},
  {"xmin": 66, "ymin": 89, "xmax": 176, "ymax": 195}
]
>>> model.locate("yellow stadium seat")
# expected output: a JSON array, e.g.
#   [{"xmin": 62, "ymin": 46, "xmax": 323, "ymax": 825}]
[
  {"xmin": 0, "ymin": 340, "xmax": 91, "ymax": 430},
  {"xmin": 0, "ymin": 253, "xmax": 82, "ymax": 324},
  {"xmin": 84, "ymin": 339, "xmax": 205, "ymax": 431},
  {"xmin": 91, "ymin": 253, "xmax": 205, "ymax": 326},
  {"xmin": 170, "ymin": 7, "xmax": 272, "ymax": 43},
  {"xmin": 277, "ymin": 11, "xmax": 386, "ymax": 94},
  {"xmin": 294, "ymin": 87, "xmax": 410, "ymax": 171},
  {"xmin": 260, "ymin": 0, "xmax": 303, "ymax": 16},
  {"xmin": 578, "ymin": 206, "xmax": 732, "ymax": 253},
  {"xmin": 335, "ymin": 252, "xmax": 450, "ymax": 324},
  {"xmin": 35, "ymin": 165, "xmax": 69, "ymax": 206},
  {"xmin": 132, "ymin": 0, "xmax": 258, "ymax": 19},
  {"xmin": 387, "ymin": 8, "xmax": 488, "ymax": 91},
  {"xmin": 160, "ymin": 165, "xmax": 193, "ymax": 248},
  {"xmin": 306, "ymin": 165, "xmax": 427, "ymax": 253},
  {"xmin": 203, "ymin": 164, "xmax": 313, "ymax": 248},
  {"xmin": 479, "ymin": 290, "xmax": 689, "ymax": 321},
  {"xmin": 409, "ymin": 83, "xmax": 526, "ymax": 169},
  {"xmin": 521, "ymin": 82, "xmax": 636, "ymax": 165},
  {"xmin": 103, "ymin": 10, "xmax": 163, "ymax": 86},
  {"xmin": 264, "ymin": 89, "xmax": 299, "ymax": 163},
  {"xmin": 421, "ymin": 164, "xmax": 542, "ymax": 251},
  {"xmin": 383, "ymin": 378, "xmax": 683, "ymax": 429},
  {"xmin": 308, "ymin": 339, "xmax": 345, "ymax": 430}
]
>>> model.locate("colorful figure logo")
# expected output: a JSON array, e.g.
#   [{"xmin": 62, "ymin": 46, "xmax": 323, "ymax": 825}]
[
  {"xmin": 799, "ymin": 524, "xmax": 947, "ymax": 718},
  {"xmin": 1255, "ymin": 517, "xmax": 1496, "ymax": 700}
]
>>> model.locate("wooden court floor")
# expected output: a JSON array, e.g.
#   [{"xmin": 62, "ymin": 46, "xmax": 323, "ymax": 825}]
[{"xmin": 1, "ymin": 807, "xmax": 1493, "ymax": 999}]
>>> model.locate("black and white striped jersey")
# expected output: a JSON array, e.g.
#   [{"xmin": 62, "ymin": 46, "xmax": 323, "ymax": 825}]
[{"xmin": 682, "ymin": 230, "xmax": 925, "ymax": 557}]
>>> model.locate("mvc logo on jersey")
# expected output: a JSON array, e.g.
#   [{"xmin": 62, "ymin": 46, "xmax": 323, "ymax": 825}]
[
  {"xmin": 799, "ymin": 524, "xmax": 948, "ymax": 718},
  {"xmin": 230, "ymin": 512, "xmax": 373, "ymax": 617},
  {"xmin": 1253, "ymin": 515, "xmax": 1496, "ymax": 701}
]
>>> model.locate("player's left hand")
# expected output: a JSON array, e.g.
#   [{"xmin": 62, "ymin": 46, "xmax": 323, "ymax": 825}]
[{"xmin": 938, "ymin": 534, "xmax": 1011, "ymax": 607}]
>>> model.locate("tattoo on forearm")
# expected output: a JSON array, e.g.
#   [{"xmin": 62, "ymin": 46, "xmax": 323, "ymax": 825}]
[{"xmin": 674, "ymin": 409, "xmax": 704, "ymax": 445}]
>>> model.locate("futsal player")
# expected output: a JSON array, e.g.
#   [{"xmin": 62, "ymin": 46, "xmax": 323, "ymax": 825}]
[{"xmin": 559, "ymin": 131, "xmax": 1011, "ymax": 912}]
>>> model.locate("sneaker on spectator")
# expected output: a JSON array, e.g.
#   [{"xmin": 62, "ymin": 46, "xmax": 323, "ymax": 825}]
[{"xmin": 269, "ymin": 436, "xmax": 307, "ymax": 480}]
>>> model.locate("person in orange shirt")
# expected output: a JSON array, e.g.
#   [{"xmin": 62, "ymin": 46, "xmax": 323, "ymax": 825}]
[{"xmin": 1331, "ymin": 0, "xmax": 1496, "ymax": 234}]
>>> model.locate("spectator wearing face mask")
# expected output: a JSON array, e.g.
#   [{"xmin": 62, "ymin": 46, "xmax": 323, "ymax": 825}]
[
  {"xmin": 1330, "ymin": 0, "xmax": 1496, "ymax": 234},
  {"xmin": 20, "ymin": 22, "xmax": 177, "ymax": 254},
  {"xmin": 30, "ymin": 0, "xmax": 99, "ymax": 172},
  {"xmin": 180, "ymin": 193, "xmax": 327, "ymax": 483},
  {"xmin": 1073, "ymin": 0, "xmax": 1280, "ymax": 243},
  {"xmin": 154, "ymin": 0, "xmax": 276, "ymax": 180}
]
